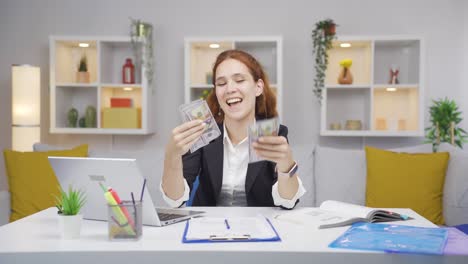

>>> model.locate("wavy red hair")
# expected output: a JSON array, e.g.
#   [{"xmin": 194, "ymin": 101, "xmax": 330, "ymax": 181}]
[{"xmin": 206, "ymin": 49, "xmax": 278, "ymax": 124}]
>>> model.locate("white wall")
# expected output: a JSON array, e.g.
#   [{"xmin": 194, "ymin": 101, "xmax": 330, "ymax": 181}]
[
  {"xmin": 0, "ymin": 0, "xmax": 467, "ymax": 205},
  {"xmin": 462, "ymin": 0, "xmax": 468, "ymax": 129}
]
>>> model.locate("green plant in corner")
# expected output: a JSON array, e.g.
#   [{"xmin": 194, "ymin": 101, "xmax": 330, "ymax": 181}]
[
  {"xmin": 425, "ymin": 97, "xmax": 468, "ymax": 152},
  {"xmin": 54, "ymin": 185, "xmax": 86, "ymax": 215},
  {"xmin": 311, "ymin": 18, "xmax": 337, "ymax": 103},
  {"xmin": 78, "ymin": 55, "xmax": 88, "ymax": 72}
]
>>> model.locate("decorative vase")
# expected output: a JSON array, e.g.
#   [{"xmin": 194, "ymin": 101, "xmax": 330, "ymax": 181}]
[
  {"xmin": 59, "ymin": 214, "xmax": 82, "ymax": 239},
  {"xmin": 76, "ymin": 72, "xmax": 90, "ymax": 83},
  {"xmin": 338, "ymin": 67, "xmax": 353, "ymax": 85},
  {"xmin": 345, "ymin": 120, "xmax": 362, "ymax": 130},
  {"xmin": 122, "ymin": 58, "xmax": 135, "ymax": 84}
]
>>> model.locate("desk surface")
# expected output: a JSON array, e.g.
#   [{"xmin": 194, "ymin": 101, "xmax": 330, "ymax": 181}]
[{"xmin": 0, "ymin": 207, "xmax": 465, "ymax": 264}]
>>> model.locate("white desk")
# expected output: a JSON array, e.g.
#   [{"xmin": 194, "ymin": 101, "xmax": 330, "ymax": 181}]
[{"xmin": 0, "ymin": 207, "xmax": 465, "ymax": 264}]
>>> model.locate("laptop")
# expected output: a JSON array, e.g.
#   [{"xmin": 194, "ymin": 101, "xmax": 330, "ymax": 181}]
[{"xmin": 48, "ymin": 156, "xmax": 204, "ymax": 226}]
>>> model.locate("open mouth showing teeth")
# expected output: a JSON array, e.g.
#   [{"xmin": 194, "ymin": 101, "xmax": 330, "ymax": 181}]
[{"xmin": 226, "ymin": 98, "xmax": 242, "ymax": 106}]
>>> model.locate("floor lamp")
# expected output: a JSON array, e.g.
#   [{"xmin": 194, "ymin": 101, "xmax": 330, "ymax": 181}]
[{"xmin": 11, "ymin": 65, "xmax": 40, "ymax": 151}]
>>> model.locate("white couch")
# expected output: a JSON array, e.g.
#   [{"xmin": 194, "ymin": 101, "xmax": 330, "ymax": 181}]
[{"xmin": 1, "ymin": 143, "xmax": 467, "ymax": 226}]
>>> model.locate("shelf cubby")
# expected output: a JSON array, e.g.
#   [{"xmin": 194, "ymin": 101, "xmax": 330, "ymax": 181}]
[
  {"xmin": 50, "ymin": 36, "xmax": 154, "ymax": 134},
  {"xmin": 321, "ymin": 36, "xmax": 423, "ymax": 137}
]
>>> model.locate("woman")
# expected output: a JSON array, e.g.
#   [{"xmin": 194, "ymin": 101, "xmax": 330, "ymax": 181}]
[{"xmin": 161, "ymin": 50, "xmax": 305, "ymax": 208}]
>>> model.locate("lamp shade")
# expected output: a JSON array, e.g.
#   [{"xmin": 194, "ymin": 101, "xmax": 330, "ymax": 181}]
[
  {"xmin": 12, "ymin": 65, "xmax": 40, "ymax": 125},
  {"xmin": 11, "ymin": 65, "xmax": 40, "ymax": 151}
]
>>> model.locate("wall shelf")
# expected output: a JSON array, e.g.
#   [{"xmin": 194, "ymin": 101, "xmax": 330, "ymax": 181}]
[
  {"xmin": 320, "ymin": 36, "xmax": 424, "ymax": 137},
  {"xmin": 49, "ymin": 36, "xmax": 155, "ymax": 134}
]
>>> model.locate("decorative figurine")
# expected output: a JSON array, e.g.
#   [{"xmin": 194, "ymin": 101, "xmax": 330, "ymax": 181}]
[{"xmin": 389, "ymin": 64, "xmax": 400, "ymax": 85}]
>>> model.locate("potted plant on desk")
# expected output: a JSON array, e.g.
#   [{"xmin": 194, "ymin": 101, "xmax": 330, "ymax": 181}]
[{"xmin": 54, "ymin": 186, "xmax": 86, "ymax": 239}]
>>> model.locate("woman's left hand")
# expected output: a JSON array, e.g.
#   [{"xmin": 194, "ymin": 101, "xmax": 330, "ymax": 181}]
[{"xmin": 252, "ymin": 136, "xmax": 295, "ymax": 172}]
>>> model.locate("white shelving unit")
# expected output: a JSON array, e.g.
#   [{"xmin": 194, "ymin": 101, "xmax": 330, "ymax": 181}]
[
  {"xmin": 320, "ymin": 36, "xmax": 424, "ymax": 137},
  {"xmin": 184, "ymin": 36, "xmax": 283, "ymax": 119},
  {"xmin": 49, "ymin": 36, "xmax": 155, "ymax": 134}
]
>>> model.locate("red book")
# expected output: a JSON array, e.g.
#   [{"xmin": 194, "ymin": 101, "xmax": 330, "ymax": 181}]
[{"xmin": 110, "ymin": 98, "xmax": 132, "ymax": 108}]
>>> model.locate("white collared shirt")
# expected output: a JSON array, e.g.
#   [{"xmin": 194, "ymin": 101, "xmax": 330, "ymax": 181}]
[{"xmin": 160, "ymin": 124, "xmax": 306, "ymax": 208}]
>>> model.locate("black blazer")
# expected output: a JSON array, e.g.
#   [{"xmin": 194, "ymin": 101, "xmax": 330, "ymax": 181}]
[{"xmin": 182, "ymin": 123, "xmax": 290, "ymax": 207}]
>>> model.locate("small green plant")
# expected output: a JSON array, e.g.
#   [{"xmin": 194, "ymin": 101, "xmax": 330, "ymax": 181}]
[
  {"xmin": 78, "ymin": 55, "xmax": 88, "ymax": 72},
  {"xmin": 54, "ymin": 185, "xmax": 86, "ymax": 215},
  {"xmin": 199, "ymin": 89, "xmax": 211, "ymax": 100},
  {"xmin": 312, "ymin": 18, "xmax": 337, "ymax": 103},
  {"xmin": 425, "ymin": 97, "xmax": 468, "ymax": 152}
]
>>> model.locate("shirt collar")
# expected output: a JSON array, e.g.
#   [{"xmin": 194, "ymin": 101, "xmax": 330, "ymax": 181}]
[{"xmin": 223, "ymin": 123, "xmax": 249, "ymax": 148}]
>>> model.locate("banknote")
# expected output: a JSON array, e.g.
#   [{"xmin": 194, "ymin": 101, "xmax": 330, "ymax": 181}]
[
  {"xmin": 179, "ymin": 99, "xmax": 221, "ymax": 153},
  {"xmin": 248, "ymin": 117, "xmax": 280, "ymax": 163}
]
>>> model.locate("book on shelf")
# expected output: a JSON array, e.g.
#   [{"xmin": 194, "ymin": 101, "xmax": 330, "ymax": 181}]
[
  {"xmin": 110, "ymin": 98, "xmax": 132, "ymax": 108},
  {"xmin": 275, "ymin": 200, "xmax": 413, "ymax": 229}
]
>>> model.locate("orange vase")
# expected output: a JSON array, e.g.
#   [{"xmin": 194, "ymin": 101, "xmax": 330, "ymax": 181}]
[{"xmin": 338, "ymin": 67, "xmax": 353, "ymax": 85}]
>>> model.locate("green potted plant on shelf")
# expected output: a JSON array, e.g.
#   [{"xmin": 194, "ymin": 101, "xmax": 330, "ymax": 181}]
[
  {"xmin": 54, "ymin": 185, "xmax": 86, "ymax": 239},
  {"xmin": 76, "ymin": 55, "xmax": 90, "ymax": 83},
  {"xmin": 425, "ymin": 97, "xmax": 468, "ymax": 152},
  {"xmin": 311, "ymin": 18, "xmax": 337, "ymax": 103}
]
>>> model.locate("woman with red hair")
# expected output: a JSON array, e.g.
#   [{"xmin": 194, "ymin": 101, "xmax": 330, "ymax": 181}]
[{"xmin": 161, "ymin": 50, "xmax": 305, "ymax": 208}]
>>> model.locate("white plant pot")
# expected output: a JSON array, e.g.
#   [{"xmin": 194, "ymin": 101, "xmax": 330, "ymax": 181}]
[{"xmin": 59, "ymin": 214, "xmax": 83, "ymax": 239}]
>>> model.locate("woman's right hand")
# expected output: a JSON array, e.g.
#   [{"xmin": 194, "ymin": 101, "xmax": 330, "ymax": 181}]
[{"xmin": 166, "ymin": 119, "xmax": 206, "ymax": 156}]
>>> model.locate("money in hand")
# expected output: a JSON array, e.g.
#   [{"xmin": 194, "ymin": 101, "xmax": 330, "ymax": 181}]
[
  {"xmin": 248, "ymin": 117, "xmax": 280, "ymax": 163},
  {"xmin": 179, "ymin": 99, "xmax": 221, "ymax": 153}
]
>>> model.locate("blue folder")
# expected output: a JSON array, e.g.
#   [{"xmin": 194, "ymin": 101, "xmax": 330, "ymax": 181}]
[
  {"xmin": 329, "ymin": 222, "xmax": 449, "ymax": 255},
  {"xmin": 182, "ymin": 217, "xmax": 281, "ymax": 243}
]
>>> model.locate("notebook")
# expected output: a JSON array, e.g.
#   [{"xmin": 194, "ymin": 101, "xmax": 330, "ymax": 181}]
[
  {"xmin": 48, "ymin": 157, "xmax": 204, "ymax": 226},
  {"xmin": 275, "ymin": 200, "xmax": 412, "ymax": 229}
]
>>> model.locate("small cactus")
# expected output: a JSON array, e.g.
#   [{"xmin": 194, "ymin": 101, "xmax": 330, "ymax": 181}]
[
  {"xmin": 78, "ymin": 55, "xmax": 88, "ymax": 72},
  {"xmin": 85, "ymin": 106, "xmax": 96, "ymax": 128},
  {"xmin": 67, "ymin": 108, "xmax": 78, "ymax": 127},
  {"xmin": 79, "ymin": 117, "xmax": 86, "ymax": 128}
]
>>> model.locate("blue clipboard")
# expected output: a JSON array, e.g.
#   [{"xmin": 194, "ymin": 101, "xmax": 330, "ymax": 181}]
[{"xmin": 182, "ymin": 217, "xmax": 281, "ymax": 243}]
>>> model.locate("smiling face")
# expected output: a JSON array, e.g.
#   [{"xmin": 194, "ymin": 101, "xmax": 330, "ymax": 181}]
[{"xmin": 214, "ymin": 58, "xmax": 264, "ymax": 123}]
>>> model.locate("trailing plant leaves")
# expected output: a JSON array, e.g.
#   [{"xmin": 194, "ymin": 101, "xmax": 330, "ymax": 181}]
[{"xmin": 311, "ymin": 19, "xmax": 337, "ymax": 102}]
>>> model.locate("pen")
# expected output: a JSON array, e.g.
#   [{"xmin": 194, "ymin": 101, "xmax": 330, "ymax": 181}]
[
  {"xmin": 140, "ymin": 178, "xmax": 147, "ymax": 202},
  {"xmin": 131, "ymin": 191, "xmax": 138, "ymax": 232},
  {"xmin": 224, "ymin": 219, "xmax": 230, "ymax": 229}
]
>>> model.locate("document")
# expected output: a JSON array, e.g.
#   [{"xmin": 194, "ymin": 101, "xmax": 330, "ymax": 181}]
[
  {"xmin": 182, "ymin": 216, "xmax": 280, "ymax": 243},
  {"xmin": 275, "ymin": 200, "xmax": 412, "ymax": 229}
]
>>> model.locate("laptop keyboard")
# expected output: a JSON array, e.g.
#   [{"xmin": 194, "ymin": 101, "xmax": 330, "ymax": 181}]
[{"xmin": 158, "ymin": 212, "xmax": 184, "ymax": 221}]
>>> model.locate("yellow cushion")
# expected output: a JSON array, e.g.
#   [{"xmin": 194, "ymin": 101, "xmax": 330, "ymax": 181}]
[
  {"xmin": 365, "ymin": 146, "xmax": 449, "ymax": 225},
  {"xmin": 3, "ymin": 144, "xmax": 88, "ymax": 222}
]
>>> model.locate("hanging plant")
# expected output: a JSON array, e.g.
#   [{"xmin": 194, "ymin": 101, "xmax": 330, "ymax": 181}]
[
  {"xmin": 425, "ymin": 98, "xmax": 468, "ymax": 152},
  {"xmin": 130, "ymin": 18, "xmax": 154, "ymax": 88},
  {"xmin": 311, "ymin": 19, "xmax": 337, "ymax": 103}
]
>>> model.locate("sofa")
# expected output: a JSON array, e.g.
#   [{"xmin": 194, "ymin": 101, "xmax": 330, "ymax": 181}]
[{"xmin": 1, "ymin": 143, "xmax": 467, "ymax": 226}]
